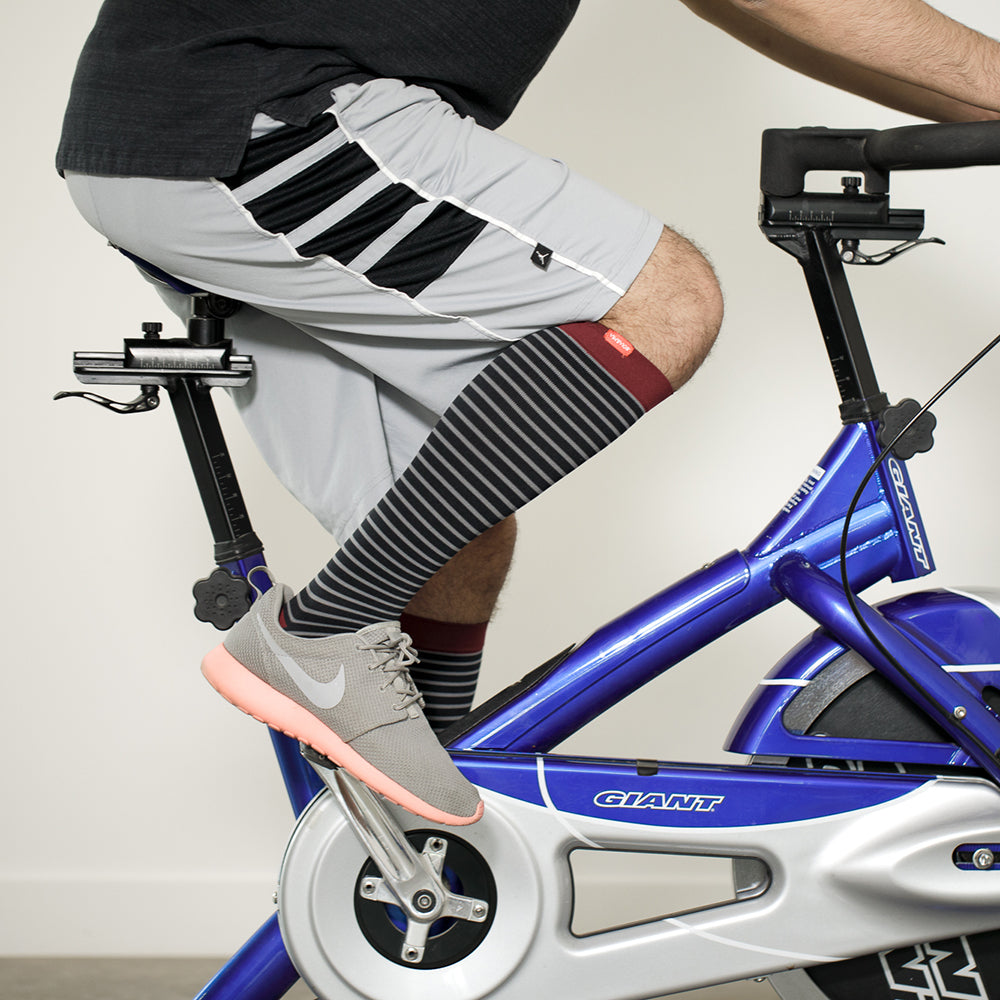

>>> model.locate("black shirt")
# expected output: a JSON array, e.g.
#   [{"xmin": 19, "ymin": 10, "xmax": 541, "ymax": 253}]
[{"xmin": 56, "ymin": 0, "xmax": 580, "ymax": 178}]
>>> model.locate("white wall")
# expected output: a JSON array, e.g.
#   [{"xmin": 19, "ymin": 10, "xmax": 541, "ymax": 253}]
[{"xmin": 3, "ymin": 0, "xmax": 999, "ymax": 956}]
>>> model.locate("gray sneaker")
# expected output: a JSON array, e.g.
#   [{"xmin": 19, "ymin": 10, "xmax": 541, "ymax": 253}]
[{"xmin": 201, "ymin": 583, "xmax": 483, "ymax": 826}]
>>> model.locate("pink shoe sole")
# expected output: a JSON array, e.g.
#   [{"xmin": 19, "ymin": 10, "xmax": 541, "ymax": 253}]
[{"xmin": 202, "ymin": 643, "xmax": 483, "ymax": 826}]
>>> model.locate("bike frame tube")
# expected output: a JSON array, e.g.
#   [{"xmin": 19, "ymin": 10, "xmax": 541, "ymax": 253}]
[
  {"xmin": 198, "ymin": 564, "xmax": 320, "ymax": 1000},
  {"xmin": 222, "ymin": 558, "xmax": 325, "ymax": 815},
  {"xmin": 231, "ymin": 421, "xmax": 991, "ymax": 999},
  {"xmin": 268, "ymin": 731, "xmax": 324, "ymax": 815},
  {"xmin": 452, "ymin": 750, "xmax": 934, "ymax": 827},
  {"xmin": 194, "ymin": 914, "xmax": 299, "ymax": 1000},
  {"xmin": 772, "ymin": 555, "xmax": 1000, "ymax": 781},
  {"xmin": 451, "ymin": 421, "xmax": 932, "ymax": 755}
]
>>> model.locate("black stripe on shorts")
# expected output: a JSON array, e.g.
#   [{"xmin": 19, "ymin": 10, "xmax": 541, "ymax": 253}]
[
  {"xmin": 219, "ymin": 114, "xmax": 341, "ymax": 190},
  {"xmin": 363, "ymin": 203, "xmax": 488, "ymax": 298},
  {"xmin": 297, "ymin": 183, "xmax": 425, "ymax": 264},
  {"xmin": 230, "ymin": 122, "xmax": 490, "ymax": 299},
  {"xmin": 243, "ymin": 141, "xmax": 382, "ymax": 236}
]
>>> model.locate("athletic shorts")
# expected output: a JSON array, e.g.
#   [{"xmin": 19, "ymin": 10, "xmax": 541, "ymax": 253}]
[{"xmin": 66, "ymin": 78, "xmax": 662, "ymax": 540}]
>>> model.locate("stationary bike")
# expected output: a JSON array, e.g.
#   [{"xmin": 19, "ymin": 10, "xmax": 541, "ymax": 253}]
[{"xmin": 59, "ymin": 119, "xmax": 1000, "ymax": 1000}]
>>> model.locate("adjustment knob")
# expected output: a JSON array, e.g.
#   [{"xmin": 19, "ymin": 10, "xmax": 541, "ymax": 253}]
[
  {"xmin": 877, "ymin": 398, "xmax": 936, "ymax": 460},
  {"xmin": 193, "ymin": 568, "xmax": 252, "ymax": 630}
]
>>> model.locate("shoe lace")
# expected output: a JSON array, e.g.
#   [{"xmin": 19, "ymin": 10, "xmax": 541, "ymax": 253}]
[{"xmin": 359, "ymin": 632, "xmax": 424, "ymax": 712}]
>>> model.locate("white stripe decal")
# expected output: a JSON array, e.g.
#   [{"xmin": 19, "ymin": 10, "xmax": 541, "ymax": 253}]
[
  {"xmin": 758, "ymin": 679, "xmax": 811, "ymax": 688},
  {"xmin": 663, "ymin": 915, "xmax": 842, "ymax": 965},
  {"xmin": 536, "ymin": 757, "xmax": 602, "ymax": 849}
]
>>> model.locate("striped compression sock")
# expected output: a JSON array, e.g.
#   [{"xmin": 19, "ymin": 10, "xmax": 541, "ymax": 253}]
[
  {"xmin": 399, "ymin": 613, "xmax": 488, "ymax": 732},
  {"xmin": 283, "ymin": 322, "xmax": 672, "ymax": 637}
]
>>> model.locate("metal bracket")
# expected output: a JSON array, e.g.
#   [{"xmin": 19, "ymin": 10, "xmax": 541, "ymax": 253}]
[{"xmin": 302, "ymin": 746, "xmax": 489, "ymax": 965}]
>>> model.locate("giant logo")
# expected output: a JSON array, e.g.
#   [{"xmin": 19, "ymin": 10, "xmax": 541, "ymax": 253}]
[
  {"xmin": 593, "ymin": 790, "xmax": 725, "ymax": 813},
  {"xmin": 888, "ymin": 458, "xmax": 931, "ymax": 571}
]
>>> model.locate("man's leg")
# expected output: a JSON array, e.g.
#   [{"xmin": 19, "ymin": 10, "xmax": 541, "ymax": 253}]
[
  {"xmin": 284, "ymin": 222, "xmax": 721, "ymax": 634},
  {"xmin": 392, "ymin": 226, "xmax": 721, "ymax": 731},
  {"xmin": 601, "ymin": 228, "xmax": 723, "ymax": 389},
  {"xmin": 401, "ymin": 516, "xmax": 517, "ymax": 731},
  {"xmin": 67, "ymin": 80, "xmax": 722, "ymax": 823},
  {"xmin": 249, "ymin": 213, "xmax": 719, "ymax": 818},
  {"xmin": 403, "ymin": 517, "xmax": 518, "ymax": 625}
]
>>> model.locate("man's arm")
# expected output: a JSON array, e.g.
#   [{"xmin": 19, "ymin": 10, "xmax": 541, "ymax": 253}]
[{"xmin": 680, "ymin": 0, "xmax": 1000, "ymax": 121}]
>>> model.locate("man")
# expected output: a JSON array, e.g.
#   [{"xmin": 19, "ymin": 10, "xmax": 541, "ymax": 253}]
[{"xmin": 57, "ymin": 0, "xmax": 1000, "ymax": 826}]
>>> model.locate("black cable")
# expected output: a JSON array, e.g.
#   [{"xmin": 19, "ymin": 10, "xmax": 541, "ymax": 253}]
[{"xmin": 839, "ymin": 331, "xmax": 1000, "ymax": 672}]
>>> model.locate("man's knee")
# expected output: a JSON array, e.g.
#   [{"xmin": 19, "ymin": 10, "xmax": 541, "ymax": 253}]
[{"xmin": 601, "ymin": 227, "xmax": 723, "ymax": 389}]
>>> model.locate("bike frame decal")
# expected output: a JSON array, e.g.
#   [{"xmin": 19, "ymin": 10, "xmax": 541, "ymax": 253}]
[
  {"xmin": 879, "ymin": 937, "xmax": 987, "ymax": 1000},
  {"xmin": 452, "ymin": 752, "xmax": 931, "ymax": 828},
  {"xmin": 782, "ymin": 465, "xmax": 827, "ymax": 514},
  {"xmin": 885, "ymin": 456, "xmax": 935, "ymax": 576}
]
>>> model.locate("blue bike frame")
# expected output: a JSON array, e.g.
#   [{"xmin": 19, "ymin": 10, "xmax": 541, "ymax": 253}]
[
  {"xmin": 90, "ymin": 119, "xmax": 997, "ymax": 1000},
  {"xmin": 199, "ymin": 417, "xmax": 1000, "ymax": 999}
]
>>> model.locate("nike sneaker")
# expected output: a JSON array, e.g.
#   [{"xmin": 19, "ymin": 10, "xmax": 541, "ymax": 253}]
[{"xmin": 201, "ymin": 582, "xmax": 483, "ymax": 825}]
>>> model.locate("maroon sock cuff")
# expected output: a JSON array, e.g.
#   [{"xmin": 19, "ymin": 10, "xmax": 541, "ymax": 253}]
[
  {"xmin": 400, "ymin": 612, "xmax": 489, "ymax": 653},
  {"xmin": 558, "ymin": 322, "xmax": 673, "ymax": 411}
]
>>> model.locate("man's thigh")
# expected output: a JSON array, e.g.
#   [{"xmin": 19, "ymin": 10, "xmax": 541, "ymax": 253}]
[{"xmin": 152, "ymin": 288, "xmax": 440, "ymax": 541}]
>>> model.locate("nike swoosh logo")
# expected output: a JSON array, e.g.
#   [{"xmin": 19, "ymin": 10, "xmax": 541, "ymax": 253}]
[{"xmin": 258, "ymin": 616, "xmax": 346, "ymax": 710}]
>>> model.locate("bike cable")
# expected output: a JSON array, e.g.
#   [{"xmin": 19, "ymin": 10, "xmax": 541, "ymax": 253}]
[{"xmin": 839, "ymin": 330, "xmax": 1000, "ymax": 675}]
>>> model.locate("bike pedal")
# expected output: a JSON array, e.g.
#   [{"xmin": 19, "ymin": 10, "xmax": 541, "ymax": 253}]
[{"xmin": 299, "ymin": 743, "xmax": 338, "ymax": 771}]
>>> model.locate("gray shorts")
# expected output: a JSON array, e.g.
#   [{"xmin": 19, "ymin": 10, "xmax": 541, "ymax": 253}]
[{"xmin": 66, "ymin": 78, "xmax": 662, "ymax": 539}]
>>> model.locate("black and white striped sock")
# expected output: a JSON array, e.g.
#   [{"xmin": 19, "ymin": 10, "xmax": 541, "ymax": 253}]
[
  {"xmin": 399, "ymin": 613, "xmax": 487, "ymax": 732},
  {"xmin": 283, "ymin": 322, "xmax": 672, "ymax": 637}
]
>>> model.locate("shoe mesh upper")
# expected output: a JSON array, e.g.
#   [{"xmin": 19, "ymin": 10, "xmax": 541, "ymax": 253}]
[{"xmin": 220, "ymin": 583, "xmax": 480, "ymax": 817}]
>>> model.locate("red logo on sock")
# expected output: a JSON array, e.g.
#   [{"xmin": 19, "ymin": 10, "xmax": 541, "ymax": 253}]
[{"xmin": 604, "ymin": 329, "xmax": 635, "ymax": 357}]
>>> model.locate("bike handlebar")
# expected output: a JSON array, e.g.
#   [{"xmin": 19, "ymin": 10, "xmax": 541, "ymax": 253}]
[
  {"xmin": 866, "ymin": 121, "xmax": 1000, "ymax": 172},
  {"xmin": 761, "ymin": 120, "xmax": 1000, "ymax": 197}
]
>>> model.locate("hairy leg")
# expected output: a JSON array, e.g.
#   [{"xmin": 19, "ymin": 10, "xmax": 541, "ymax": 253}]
[
  {"xmin": 382, "ymin": 225, "xmax": 723, "ymax": 632},
  {"xmin": 602, "ymin": 227, "xmax": 724, "ymax": 386},
  {"xmin": 395, "ymin": 517, "xmax": 516, "ymax": 730},
  {"xmin": 403, "ymin": 516, "xmax": 517, "ymax": 624}
]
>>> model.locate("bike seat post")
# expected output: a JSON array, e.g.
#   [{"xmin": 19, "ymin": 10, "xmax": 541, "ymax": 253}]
[
  {"xmin": 157, "ymin": 293, "xmax": 264, "ymax": 570},
  {"xmin": 188, "ymin": 293, "xmax": 229, "ymax": 346}
]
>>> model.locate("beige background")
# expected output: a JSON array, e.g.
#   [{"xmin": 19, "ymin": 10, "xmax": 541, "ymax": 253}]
[{"xmin": 3, "ymin": 0, "xmax": 1000, "ymax": 979}]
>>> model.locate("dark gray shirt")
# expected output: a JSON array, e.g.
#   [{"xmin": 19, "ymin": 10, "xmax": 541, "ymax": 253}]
[{"xmin": 56, "ymin": 0, "xmax": 579, "ymax": 178}]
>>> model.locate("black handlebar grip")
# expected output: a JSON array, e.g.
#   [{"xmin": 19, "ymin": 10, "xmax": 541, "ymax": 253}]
[
  {"xmin": 760, "ymin": 128, "xmax": 886, "ymax": 197},
  {"xmin": 761, "ymin": 121, "xmax": 1000, "ymax": 198},
  {"xmin": 864, "ymin": 120, "xmax": 1000, "ymax": 172}
]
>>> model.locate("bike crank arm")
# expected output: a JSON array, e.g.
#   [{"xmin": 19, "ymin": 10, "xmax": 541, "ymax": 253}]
[{"xmin": 301, "ymin": 746, "xmax": 489, "ymax": 964}]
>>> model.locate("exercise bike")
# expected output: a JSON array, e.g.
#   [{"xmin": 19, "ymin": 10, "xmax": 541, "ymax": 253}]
[{"xmin": 58, "ymin": 118, "xmax": 1000, "ymax": 1000}]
